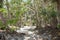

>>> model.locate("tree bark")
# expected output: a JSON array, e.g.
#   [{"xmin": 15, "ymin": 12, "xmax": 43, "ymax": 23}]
[{"xmin": 56, "ymin": 0, "xmax": 60, "ymax": 24}]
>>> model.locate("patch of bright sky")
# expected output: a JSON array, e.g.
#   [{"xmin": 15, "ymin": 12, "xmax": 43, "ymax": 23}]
[
  {"xmin": 23, "ymin": 0, "xmax": 33, "ymax": 3},
  {"xmin": 8, "ymin": 0, "xmax": 11, "ymax": 2},
  {"xmin": 23, "ymin": 0, "xmax": 28, "ymax": 2}
]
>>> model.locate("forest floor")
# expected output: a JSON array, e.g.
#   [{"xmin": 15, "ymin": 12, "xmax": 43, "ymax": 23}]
[{"xmin": 0, "ymin": 27, "xmax": 60, "ymax": 40}]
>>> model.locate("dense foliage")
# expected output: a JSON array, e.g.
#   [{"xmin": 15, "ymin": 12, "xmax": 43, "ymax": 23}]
[{"xmin": 0, "ymin": 0, "xmax": 60, "ymax": 30}]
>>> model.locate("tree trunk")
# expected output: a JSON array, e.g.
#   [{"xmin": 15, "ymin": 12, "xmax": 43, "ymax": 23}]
[
  {"xmin": 50, "ymin": 17, "xmax": 58, "ymax": 29},
  {"xmin": 56, "ymin": 0, "xmax": 60, "ymax": 24}
]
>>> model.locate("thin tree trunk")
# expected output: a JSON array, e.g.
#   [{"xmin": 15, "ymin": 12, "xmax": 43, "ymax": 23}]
[
  {"xmin": 56, "ymin": 0, "xmax": 60, "ymax": 24},
  {"xmin": 50, "ymin": 17, "xmax": 58, "ymax": 29},
  {"xmin": 6, "ymin": 0, "xmax": 11, "ymax": 19}
]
